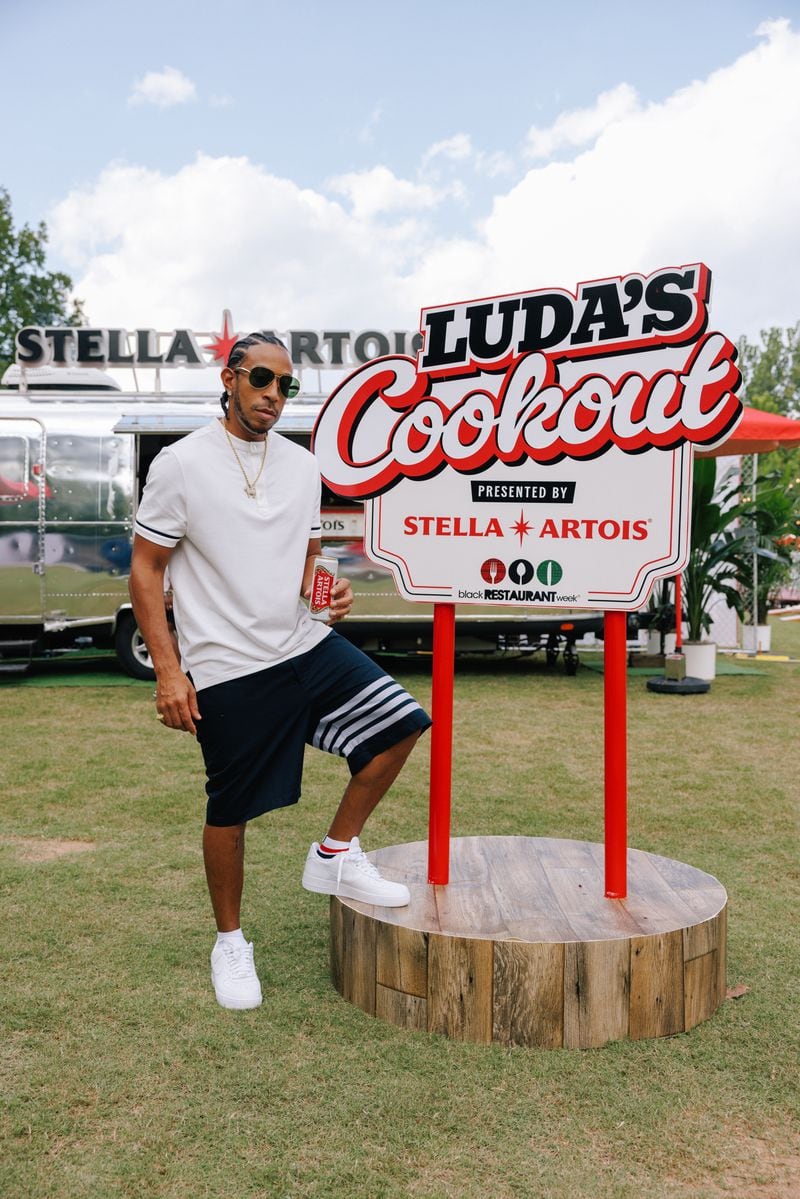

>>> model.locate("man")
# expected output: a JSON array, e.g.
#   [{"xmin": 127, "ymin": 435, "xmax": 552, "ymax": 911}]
[{"xmin": 129, "ymin": 332, "xmax": 431, "ymax": 1011}]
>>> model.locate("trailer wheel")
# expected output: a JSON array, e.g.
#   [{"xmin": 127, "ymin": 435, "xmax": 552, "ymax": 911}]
[{"xmin": 115, "ymin": 611, "xmax": 155, "ymax": 681}]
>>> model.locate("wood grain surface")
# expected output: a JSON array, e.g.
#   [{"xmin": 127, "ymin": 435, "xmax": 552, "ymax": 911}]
[{"xmin": 330, "ymin": 837, "xmax": 727, "ymax": 1049}]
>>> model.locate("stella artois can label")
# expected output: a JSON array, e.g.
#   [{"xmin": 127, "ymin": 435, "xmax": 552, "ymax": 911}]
[{"xmin": 309, "ymin": 556, "xmax": 337, "ymax": 620}]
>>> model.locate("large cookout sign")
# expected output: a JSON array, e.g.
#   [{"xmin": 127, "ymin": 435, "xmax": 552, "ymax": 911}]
[{"xmin": 313, "ymin": 264, "xmax": 742, "ymax": 610}]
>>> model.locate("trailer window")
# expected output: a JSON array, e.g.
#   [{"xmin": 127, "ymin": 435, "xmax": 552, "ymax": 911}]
[
  {"xmin": 45, "ymin": 435, "xmax": 133, "ymax": 522},
  {"xmin": 0, "ymin": 430, "xmax": 41, "ymax": 514}
]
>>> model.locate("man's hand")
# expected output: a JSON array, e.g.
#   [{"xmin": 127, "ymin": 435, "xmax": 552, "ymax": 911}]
[
  {"xmin": 155, "ymin": 671, "xmax": 202, "ymax": 735},
  {"xmin": 327, "ymin": 576, "xmax": 353, "ymax": 624}
]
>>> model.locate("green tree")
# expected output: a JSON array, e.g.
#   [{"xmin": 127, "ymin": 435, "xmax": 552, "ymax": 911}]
[
  {"xmin": 736, "ymin": 324, "xmax": 800, "ymax": 496},
  {"xmin": 740, "ymin": 472, "xmax": 797, "ymax": 621},
  {"xmin": 0, "ymin": 187, "xmax": 85, "ymax": 378},
  {"xmin": 736, "ymin": 326, "xmax": 800, "ymax": 580},
  {"xmin": 737, "ymin": 324, "xmax": 800, "ymax": 418}
]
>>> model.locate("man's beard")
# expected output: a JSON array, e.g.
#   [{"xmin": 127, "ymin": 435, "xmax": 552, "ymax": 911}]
[{"xmin": 232, "ymin": 391, "xmax": 273, "ymax": 438}]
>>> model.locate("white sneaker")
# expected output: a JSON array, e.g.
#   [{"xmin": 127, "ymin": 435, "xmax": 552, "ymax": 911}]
[
  {"xmin": 210, "ymin": 940, "xmax": 263, "ymax": 1010},
  {"xmin": 302, "ymin": 837, "xmax": 411, "ymax": 907}
]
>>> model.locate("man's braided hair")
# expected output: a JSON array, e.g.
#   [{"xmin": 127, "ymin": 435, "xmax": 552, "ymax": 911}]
[{"xmin": 220, "ymin": 332, "xmax": 289, "ymax": 416}]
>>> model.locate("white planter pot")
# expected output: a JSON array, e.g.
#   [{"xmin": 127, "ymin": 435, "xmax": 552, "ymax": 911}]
[
  {"xmin": 646, "ymin": 630, "xmax": 677, "ymax": 654},
  {"xmin": 683, "ymin": 641, "xmax": 717, "ymax": 681},
  {"xmin": 742, "ymin": 624, "xmax": 771, "ymax": 653}
]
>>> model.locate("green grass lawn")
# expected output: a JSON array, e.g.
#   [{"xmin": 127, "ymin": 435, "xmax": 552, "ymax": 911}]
[{"xmin": 1, "ymin": 618, "xmax": 799, "ymax": 1198}]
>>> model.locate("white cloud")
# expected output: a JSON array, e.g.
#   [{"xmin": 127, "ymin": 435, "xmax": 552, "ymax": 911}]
[
  {"xmin": 51, "ymin": 20, "xmax": 800, "ymax": 350},
  {"xmin": 471, "ymin": 19, "xmax": 800, "ymax": 337},
  {"xmin": 419, "ymin": 132, "xmax": 513, "ymax": 181},
  {"xmin": 755, "ymin": 16, "xmax": 791, "ymax": 40},
  {"xmin": 525, "ymin": 83, "xmax": 641, "ymax": 159},
  {"xmin": 421, "ymin": 133, "xmax": 473, "ymax": 167},
  {"xmin": 474, "ymin": 150, "xmax": 515, "ymax": 178},
  {"xmin": 49, "ymin": 156, "xmax": 425, "ymax": 330},
  {"xmin": 327, "ymin": 165, "xmax": 446, "ymax": 220},
  {"xmin": 128, "ymin": 66, "xmax": 197, "ymax": 108}
]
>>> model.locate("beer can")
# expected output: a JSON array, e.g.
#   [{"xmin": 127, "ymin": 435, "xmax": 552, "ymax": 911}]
[{"xmin": 309, "ymin": 556, "xmax": 338, "ymax": 621}]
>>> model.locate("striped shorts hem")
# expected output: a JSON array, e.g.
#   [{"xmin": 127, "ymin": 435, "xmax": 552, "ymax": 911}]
[{"xmin": 196, "ymin": 631, "xmax": 431, "ymax": 826}]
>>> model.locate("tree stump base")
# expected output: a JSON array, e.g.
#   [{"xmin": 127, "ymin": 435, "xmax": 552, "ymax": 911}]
[{"xmin": 330, "ymin": 836, "xmax": 727, "ymax": 1049}]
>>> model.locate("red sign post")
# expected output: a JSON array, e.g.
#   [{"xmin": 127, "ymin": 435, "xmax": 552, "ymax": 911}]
[
  {"xmin": 603, "ymin": 610, "xmax": 628, "ymax": 897},
  {"xmin": 428, "ymin": 603, "xmax": 455, "ymax": 884}
]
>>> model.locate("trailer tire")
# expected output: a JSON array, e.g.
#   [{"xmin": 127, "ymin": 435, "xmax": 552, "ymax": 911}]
[{"xmin": 115, "ymin": 611, "xmax": 156, "ymax": 681}]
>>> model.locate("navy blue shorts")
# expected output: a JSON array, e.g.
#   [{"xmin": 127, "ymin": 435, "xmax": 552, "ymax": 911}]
[{"xmin": 196, "ymin": 631, "xmax": 431, "ymax": 826}]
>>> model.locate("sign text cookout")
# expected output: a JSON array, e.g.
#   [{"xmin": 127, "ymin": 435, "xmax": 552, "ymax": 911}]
[{"xmin": 311, "ymin": 264, "xmax": 743, "ymax": 611}]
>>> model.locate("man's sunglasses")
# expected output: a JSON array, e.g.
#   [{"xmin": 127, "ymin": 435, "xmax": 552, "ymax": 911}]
[{"xmin": 234, "ymin": 366, "xmax": 301, "ymax": 399}]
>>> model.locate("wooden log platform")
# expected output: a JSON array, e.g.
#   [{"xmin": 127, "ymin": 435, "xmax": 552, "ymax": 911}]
[{"xmin": 330, "ymin": 836, "xmax": 727, "ymax": 1049}]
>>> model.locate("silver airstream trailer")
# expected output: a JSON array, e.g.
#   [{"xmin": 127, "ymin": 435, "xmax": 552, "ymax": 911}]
[
  {"xmin": 0, "ymin": 365, "xmax": 207, "ymax": 677},
  {"xmin": 0, "ymin": 364, "xmax": 607, "ymax": 678}
]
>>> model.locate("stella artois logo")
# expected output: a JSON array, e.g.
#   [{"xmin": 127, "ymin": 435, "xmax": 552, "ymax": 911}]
[{"xmin": 309, "ymin": 562, "xmax": 336, "ymax": 615}]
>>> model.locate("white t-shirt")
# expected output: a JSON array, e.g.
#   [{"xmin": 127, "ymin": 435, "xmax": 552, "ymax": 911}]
[{"xmin": 134, "ymin": 419, "xmax": 330, "ymax": 690}]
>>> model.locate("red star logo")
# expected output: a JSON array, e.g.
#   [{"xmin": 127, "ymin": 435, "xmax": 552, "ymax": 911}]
[
  {"xmin": 204, "ymin": 309, "xmax": 240, "ymax": 364},
  {"xmin": 510, "ymin": 510, "xmax": 533, "ymax": 545}
]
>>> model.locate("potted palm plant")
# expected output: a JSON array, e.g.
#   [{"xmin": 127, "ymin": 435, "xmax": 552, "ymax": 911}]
[{"xmin": 682, "ymin": 457, "xmax": 748, "ymax": 679}]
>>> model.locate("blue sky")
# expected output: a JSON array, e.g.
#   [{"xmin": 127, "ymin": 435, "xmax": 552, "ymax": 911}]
[
  {"xmin": 5, "ymin": 0, "xmax": 787, "ymax": 227},
  {"xmin": 3, "ymin": 0, "xmax": 800, "ymax": 362}
]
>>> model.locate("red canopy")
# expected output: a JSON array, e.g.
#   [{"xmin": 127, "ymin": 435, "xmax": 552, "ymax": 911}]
[{"xmin": 697, "ymin": 405, "xmax": 800, "ymax": 457}]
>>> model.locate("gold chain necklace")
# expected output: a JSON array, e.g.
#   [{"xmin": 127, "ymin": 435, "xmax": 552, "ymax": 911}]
[{"xmin": 223, "ymin": 423, "xmax": 268, "ymax": 499}]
